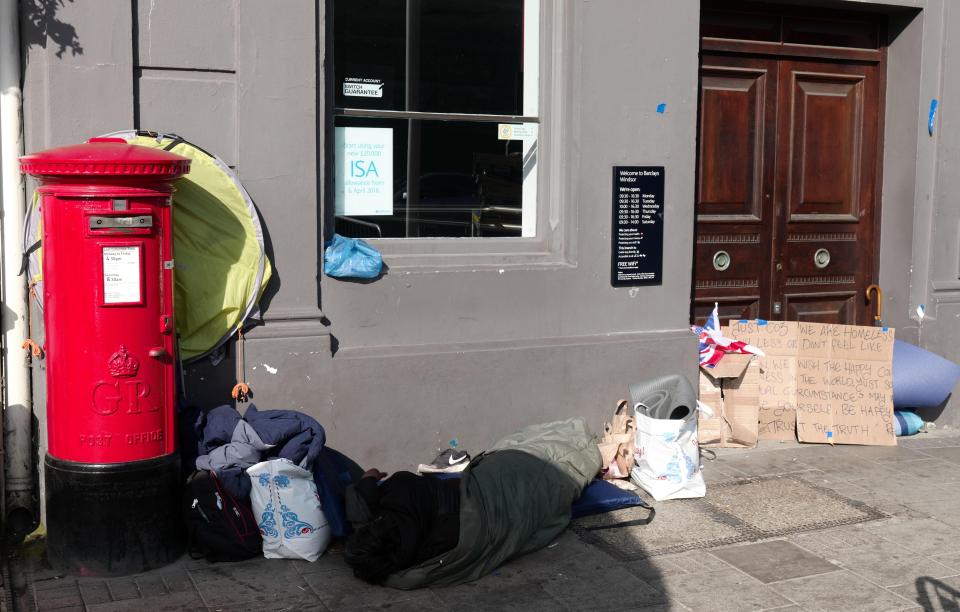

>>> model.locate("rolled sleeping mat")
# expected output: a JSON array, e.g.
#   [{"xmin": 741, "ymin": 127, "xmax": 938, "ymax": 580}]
[
  {"xmin": 629, "ymin": 375, "xmax": 697, "ymax": 420},
  {"xmin": 894, "ymin": 410, "xmax": 924, "ymax": 437},
  {"xmin": 893, "ymin": 340, "xmax": 960, "ymax": 409}
]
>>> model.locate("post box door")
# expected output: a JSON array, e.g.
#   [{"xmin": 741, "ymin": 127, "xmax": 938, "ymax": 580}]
[{"xmin": 44, "ymin": 195, "xmax": 175, "ymax": 463}]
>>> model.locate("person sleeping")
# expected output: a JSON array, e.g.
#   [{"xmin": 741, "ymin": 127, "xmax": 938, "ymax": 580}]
[
  {"xmin": 344, "ymin": 468, "xmax": 461, "ymax": 584},
  {"xmin": 344, "ymin": 418, "xmax": 601, "ymax": 589}
]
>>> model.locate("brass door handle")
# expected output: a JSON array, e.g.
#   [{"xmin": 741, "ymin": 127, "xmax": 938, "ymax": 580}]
[{"xmin": 865, "ymin": 284, "xmax": 883, "ymax": 325}]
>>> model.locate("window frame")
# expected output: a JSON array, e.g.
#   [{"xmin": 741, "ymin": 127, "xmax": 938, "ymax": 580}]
[{"xmin": 324, "ymin": 0, "xmax": 574, "ymax": 270}]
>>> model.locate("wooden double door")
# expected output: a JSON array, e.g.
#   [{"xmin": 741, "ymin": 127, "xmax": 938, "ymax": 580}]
[{"xmin": 692, "ymin": 6, "xmax": 887, "ymax": 327}]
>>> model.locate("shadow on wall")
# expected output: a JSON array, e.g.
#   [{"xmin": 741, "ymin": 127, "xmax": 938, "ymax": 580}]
[{"xmin": 20, "ymin": 0, "xmax": 83, "ymax": 58}]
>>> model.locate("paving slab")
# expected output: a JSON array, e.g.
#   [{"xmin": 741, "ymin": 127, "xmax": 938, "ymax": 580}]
[
  {"xmin": 807, "ymin": 445, "xmax": 931, "ymax": 463},
  {"xmin": 932, "ymin": 551, "xmax": 960, "ymax": 572},
  {"xmin": 302, "ymin": 567, "xmax": 433, "ymax": 610},
  {"xmin": 77, "ymin": 581, "xmax": 112, "ymax": 606},
  {"xmin": 903, "ymin": 499, "xmax": 960, "ymax": 527},
  {"xmin": 711, "ymin": 452, "xmax": 814, "ymax": 477},
  {"xmin": 539, "ymin": 565, "xmax": 668, "ymax": 612},
  {"xmin": 787, "ymin": 524, "xmax": 891, "ymax": 556},
  {"xmin": 157, "ymin": 569, "xmax": 198, "ymax": 594},
  {"xmin": 433, "ymin": 573, "xmax": 564, "ymax": 612},
  {"xmin": 650, "ymin": 567, "xmax": 794, "ymax": 611},
  {"xmin": 829, "ymin": 540, "xmax": 958, "ymax": 587},
  {"xmin": 878, "ymin": 458, "xmax": 960, "ymax": 481},
  {"xmin": 85, "ymin": 590, "xmax": 207, "ymax": 612},
  {"xmin": 30, "ymin": 581, "xmax": 83, "ymax": 610},
  {"xmin": 653, "ymin": 550, "xmax": 734, "ymax": 575},
  {"xmin": 769, "ymin": 569, "xmax": 916, "ymax": 611},
  {"xmin": 791, "ymin": 454, "xmax": 900, "ymax": 481},
  {"xmin": 898, "ymin": 436, "xmax": 960, "ymax": 449},
  {"xmin": 913, "ymin": 445, "xmax": 960, "ymax": 464},
  {"xmin": 700, "ymin": 462, "xmax": 751, "ymax": 484},
  {"xmin": 190, "ymin": 561, "xmax": 316, "ymax": 609},
  {"xmin": 848, "ymin": 476, "xmax": 960, "ymax": 504},
  {"xmin": 865, "ymin": 517, "xmax": 960, "ymax": 557},
  {"xmin": 104, "ymin": 578, "xmax": 141, "ymax": 601},
  {"xmin": 712, "ymin": 540, "xmax": 839, "ymax": 583}
]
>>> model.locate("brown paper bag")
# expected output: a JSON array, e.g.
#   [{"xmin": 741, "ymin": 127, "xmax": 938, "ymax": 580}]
[{"xmin": 599, "ymin": 400, "xmax": 636, "ymax": 479}]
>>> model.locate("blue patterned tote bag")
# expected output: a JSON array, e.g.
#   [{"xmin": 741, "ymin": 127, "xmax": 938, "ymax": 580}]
[{"xmin": 248, "ymin": 458, "xmax": 331, "ymax": 561}]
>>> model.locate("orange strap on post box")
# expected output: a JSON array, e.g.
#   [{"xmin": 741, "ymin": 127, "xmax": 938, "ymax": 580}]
[
  {"xmin": 231, "ymin": 328, "xmax": 250, "ymax": 402},
  {"xmin": 21, "ymin": 339, "xmax": 42, "ymax": 359}
]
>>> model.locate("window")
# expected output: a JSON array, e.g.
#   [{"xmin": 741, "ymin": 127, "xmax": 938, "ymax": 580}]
[{"xmin": 333, "ymin": 0, "xmax": 539, "ymax": 239}]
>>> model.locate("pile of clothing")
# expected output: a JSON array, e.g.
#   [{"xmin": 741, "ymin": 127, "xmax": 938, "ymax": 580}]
[{"xmin": 180, "ymin": 404, "xmax": 362, "ymax": 539}]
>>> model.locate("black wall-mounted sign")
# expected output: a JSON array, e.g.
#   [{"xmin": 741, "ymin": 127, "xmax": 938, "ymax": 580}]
[{"xmin": 611, "ymin": 166, "xmax": 664, "ymax": 287}]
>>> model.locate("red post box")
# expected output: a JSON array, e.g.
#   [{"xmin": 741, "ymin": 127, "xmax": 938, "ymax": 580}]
[{"xmin": 20, "ymin": 138, "xmax": 190, "ymax": 575}]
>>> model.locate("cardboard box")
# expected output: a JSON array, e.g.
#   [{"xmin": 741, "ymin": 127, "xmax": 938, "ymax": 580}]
[
  {"xmin": 729, "ymin": 321, "xmax": 896, "ymax": 446},
  {"xmin": 698, "ymin": 354, "xmax": 760, "ymax": 448},
  {"xmin": 724, "ymin": 321, "xmax": 799, "ymax": 441}
]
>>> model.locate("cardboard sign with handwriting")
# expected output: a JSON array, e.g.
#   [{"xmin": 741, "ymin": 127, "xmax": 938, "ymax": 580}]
[
  {"xmin": 727, "ymin": 321, "xmax": 799, "ymax": 441},
  {"xmin": 729, "ymin": 320, "xmax": 895, "ymax": 446},
  {"xmin": 794, "ymin": 322, "xmax": 895, "ymax": 446}
]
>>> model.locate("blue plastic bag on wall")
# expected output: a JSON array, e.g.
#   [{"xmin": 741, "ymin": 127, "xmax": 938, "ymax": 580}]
[{"xmin": 323, "ymin": 234, "xmax": 383, "ymax": 279}]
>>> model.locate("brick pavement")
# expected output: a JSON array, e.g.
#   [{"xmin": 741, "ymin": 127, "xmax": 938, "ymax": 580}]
[{"xmin": 13, "ymin": 431, "xmax": 960, "ymax": 611}]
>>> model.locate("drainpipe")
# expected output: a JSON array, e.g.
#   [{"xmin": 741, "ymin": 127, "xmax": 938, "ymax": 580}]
[{"xmin": 0, "ymin": 0, "xmax": 37, "ymax": 541}]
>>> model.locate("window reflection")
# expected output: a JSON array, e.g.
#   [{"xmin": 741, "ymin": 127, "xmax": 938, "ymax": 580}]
[
  {"xmin": 416, "ymin": 0, "xmax": 524, "ymax": 115},
  {"xmin": 332, "ymin": 0, "xmax": 533, "ymax": 240},
  {"xmin": 334, "ymin": 0, "xmax": 406, "ymax": 111},
  {"xmin": 334, "ymin": 118, "xmax": 523, "ymax": 238}
]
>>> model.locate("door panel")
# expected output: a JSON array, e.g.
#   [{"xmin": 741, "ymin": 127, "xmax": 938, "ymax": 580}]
[
  {"xmin": 694, "ymin": 50, "xmax": 883, "ymax": 327},
  {"xmin": 776, "ymin": 59, "xmax": 880, "ymax": 326},
  {"xmin": 784, "ymin": 292, "xmax": 857, "ymax": 324},
  {"xmin": 694, "ymin": 55, "xmax": 777, "ymax": 325},
  {"xmin": 697, "ymin": 69, "xmax": 768, "ymax": 218},
  {"xmin": 787, "ymin": 72, "xmax": 865, "ymax": 220}
]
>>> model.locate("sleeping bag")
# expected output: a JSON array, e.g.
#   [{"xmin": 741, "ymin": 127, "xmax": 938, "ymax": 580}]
[{"xmin": 384, "ymin": 417, "xmax": 601, "ymax": 589}]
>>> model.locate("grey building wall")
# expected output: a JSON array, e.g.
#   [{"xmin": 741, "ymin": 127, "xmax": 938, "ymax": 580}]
[
  {"xmin": 910, "ymin": 0, "xmax": 960, "ymax": 425},
  {"xmin": 17, "ymin": 0, "xmax": 960, "ymax": 490}
]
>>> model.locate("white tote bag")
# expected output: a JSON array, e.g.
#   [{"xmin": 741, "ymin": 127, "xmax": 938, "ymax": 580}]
[
  {"xmin": 630, "ymin": 407, "xmax": 711, "ymax": 501},
  {"xmin": 248, "ymin": 458, "xmax": 331, "ymax": 561}
]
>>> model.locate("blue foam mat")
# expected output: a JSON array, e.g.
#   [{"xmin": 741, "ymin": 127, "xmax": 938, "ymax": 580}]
[
  {"xmin": 571, "ymin": 478, "xmax": 652, "ymax": 519},
  {"xmin": 430, "ymin": 473, "xmax": 651, "ymax": 519},
  {"xmin": 893, "ymin": 340, "xmax": 960, "ymax": 409}
]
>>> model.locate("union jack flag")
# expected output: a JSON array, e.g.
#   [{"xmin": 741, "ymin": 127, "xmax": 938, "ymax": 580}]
[{"xmin": 692, "ymin": 303, "xmax": 764, "ymax": 368}]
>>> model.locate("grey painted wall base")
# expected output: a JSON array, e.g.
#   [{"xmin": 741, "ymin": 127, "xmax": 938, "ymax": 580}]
[
  {"xmin": 184, "ymin": 326, "xmax": 697, "ymax": 471},
  {"xmin": 182, "ymin": 318, "xmax": 332, "ymax": 412},
  {"xmin": 911, "ymin": 301, "xmax": 960, "ymax": 429},
  {"xmin": 323, "ymin": 330, "xmax": 697, "ymax": 471}
]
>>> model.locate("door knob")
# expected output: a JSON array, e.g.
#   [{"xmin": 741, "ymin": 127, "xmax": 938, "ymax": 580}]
[
  {"xmin": 712, "ymin": 250, "xmax": 731, "ymax": 271},
  {"xmin": 814, "ymin": 248, "xmax": 831, "ymax": 269}
]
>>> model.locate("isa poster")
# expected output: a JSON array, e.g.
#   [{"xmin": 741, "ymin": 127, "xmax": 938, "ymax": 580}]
[{"xmin": 335, "ymin": 127, "xmax": 393, "ymax": 216}]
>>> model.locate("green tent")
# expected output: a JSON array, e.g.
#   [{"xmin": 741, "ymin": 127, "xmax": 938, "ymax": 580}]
[{"xmin": 25, "ymin": 131, "xmax": 272, "ymax": 363}]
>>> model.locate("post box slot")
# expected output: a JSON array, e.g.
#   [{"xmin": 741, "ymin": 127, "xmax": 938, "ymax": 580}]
[{"xmin": 89, "ymin": 215, "xmax": 153, "ymax": 230}]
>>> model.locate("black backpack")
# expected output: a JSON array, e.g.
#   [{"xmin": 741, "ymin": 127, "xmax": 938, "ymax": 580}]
[{"xmin": 183, "ymin": 470, "xmax": 262, "ymax": 562}]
